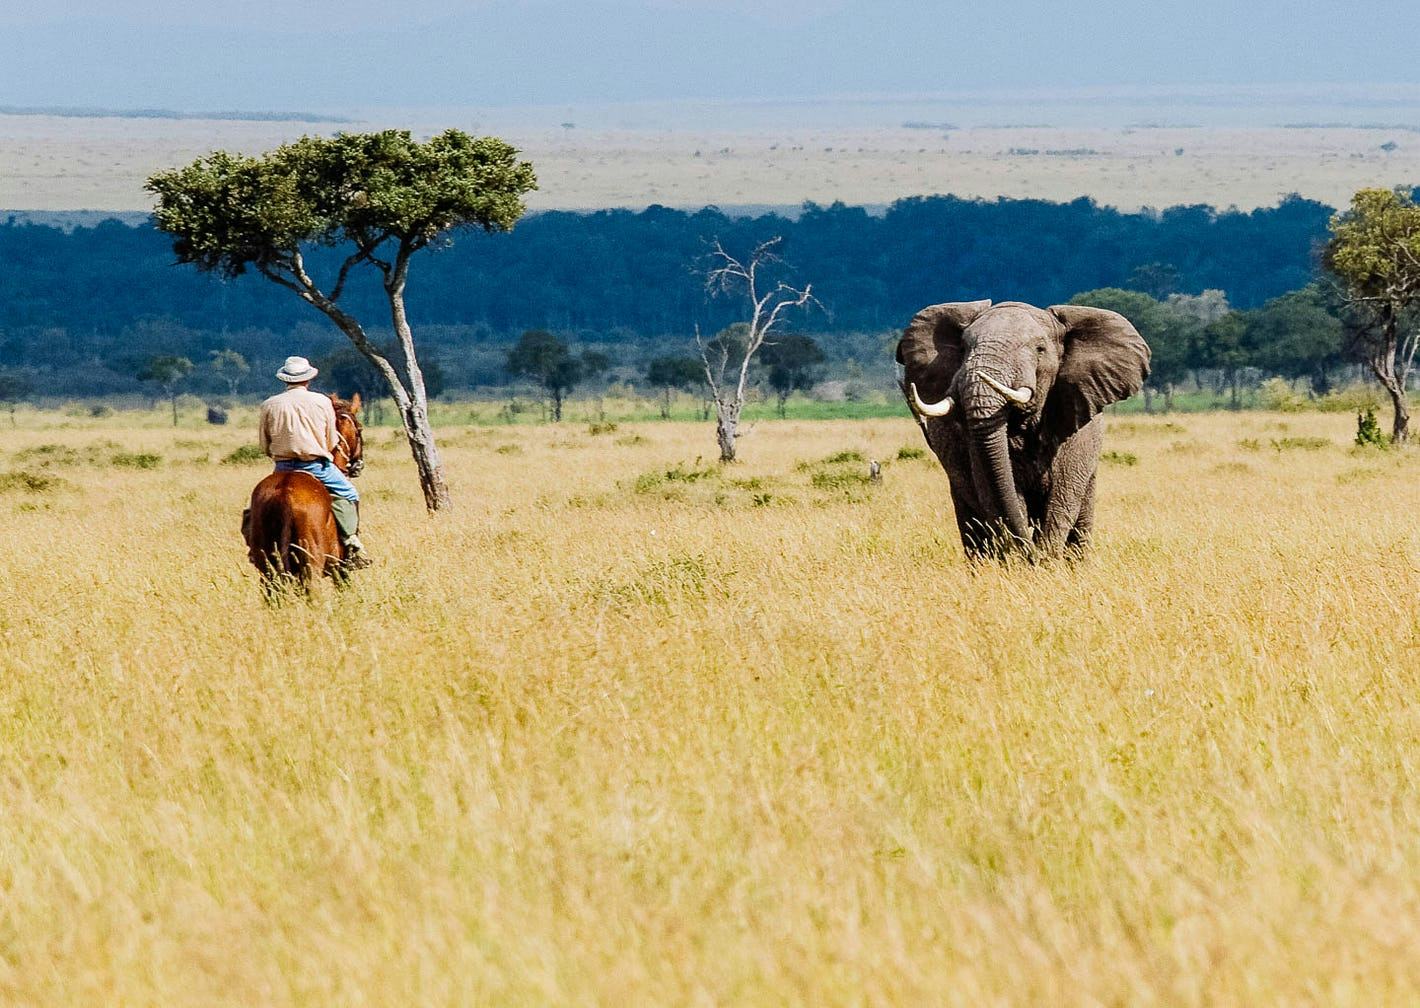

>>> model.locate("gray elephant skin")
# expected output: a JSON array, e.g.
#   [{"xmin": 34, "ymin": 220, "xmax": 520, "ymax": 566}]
[{"xmin": 896, "ymin": 300, "xmax": 1150, "ymax": 559}]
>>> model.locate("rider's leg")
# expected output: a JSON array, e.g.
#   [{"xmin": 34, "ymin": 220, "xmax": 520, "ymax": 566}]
[{"xmin": 315, "ymin": 462, "xmax": 369, "ymax": 565}]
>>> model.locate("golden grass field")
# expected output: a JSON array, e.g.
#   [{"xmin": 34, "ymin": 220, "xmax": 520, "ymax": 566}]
[{"xmin": 0, "ymin": 406, "xmax": 1417, "ymax": 1004}]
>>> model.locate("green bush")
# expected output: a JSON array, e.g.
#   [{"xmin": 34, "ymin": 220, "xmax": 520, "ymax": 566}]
[
  {"xmin": 1257, "ymin": 377, "xmax": 1307, "ymax": 412},
  {"xmin": 221, "ymin": 444, "xmax": 266, "ymax": 465},
  {"xmin": 1355, "ymin": 409, "xmax": 1387, "ymax": 448},
  {"xmin": 1101, "ymin": 450, "xmax": 1139, "ymax": 466}
]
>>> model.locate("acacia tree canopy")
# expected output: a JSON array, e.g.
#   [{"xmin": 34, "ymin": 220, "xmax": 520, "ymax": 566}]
[
  {"xmin": 147, "ymin": 129, "xmax": 537, "ymax": 507},
  {"xmin": 148, "ymin": 130, "xmax": 538, "ymax": 279}
]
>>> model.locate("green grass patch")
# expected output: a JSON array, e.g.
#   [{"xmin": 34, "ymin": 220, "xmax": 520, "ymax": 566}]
[
  {"xmin": 14, "ymin": 444, "xmax": 81, "ymax": 468},
  {"xmin": 1270, "ymin": 437, "xmax": 1329, "ymax": 452},
  {"xmin": 0, "ymin": 470, "xmax": 69, "ymax": 494},
  {"xmin": 1101, "ymin": 450, "xmax": 1139, "ymax": 466},
  {"xmin": 111, "ymin": 452, "xmax": 162, "ymax": 469},
  {"xmin": 221, "ymin": 444, "xmax": 266, "ymax": 465}
]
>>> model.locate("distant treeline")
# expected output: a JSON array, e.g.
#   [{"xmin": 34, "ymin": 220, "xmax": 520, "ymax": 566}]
[{"xmin": 0, "ymin": 193, "xmax": 1340, "ymax": 395}]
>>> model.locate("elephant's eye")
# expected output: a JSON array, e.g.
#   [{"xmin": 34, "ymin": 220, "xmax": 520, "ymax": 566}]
[{"xmin": 1037, "ymin": 345, "xmax": 1046, "ymax": 355}]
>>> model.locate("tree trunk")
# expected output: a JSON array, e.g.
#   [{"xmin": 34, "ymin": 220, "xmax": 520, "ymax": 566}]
[
  {"xmin": 715, "ymin": 397, "xmax": 741, "ymax": 463},
  {"xmin": 1163, "ymin": 382, "xmax": 1175, "ymax": 413},
  {"xmin": 1367, "ymin": 312, "xmax": 1410, "ymax": 443},
  {"xmin": 401, "ymin": 399, "xmax": 451, "ymax": 510},
  {"xmin": 1388, "ymin": 382, "xmax": 1410, "ymax": 441},
  {"xmin": 660, "ymin": 387, "xmax": 671, "ymax": 420},
  {"xmin": 552, "ymin": 388, "xmax": 563, "ymax": 422},
  {"xmin": 171, "ymin": 391, "xmax": 179, "ymax": 427},
  {"xmin": 1229, "ymin": 368, "xmax": 1240, "ymax": 410},
  {"xmin": 386, "ymin": 253, "xmax": 451, "ymax": 510},
  {"xmin": 1143, "ymin": 386, "xmax": 1155, "ymax": 414}
]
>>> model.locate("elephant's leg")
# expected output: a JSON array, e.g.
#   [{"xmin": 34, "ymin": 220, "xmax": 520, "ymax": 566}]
[
  {"xmin": 1038, "ymin": 425, "xmax": 1102, "ymax": 558},
  {"xmin": 1067, "ymin": 473, "xmax": 1096, "ymax": 551}
]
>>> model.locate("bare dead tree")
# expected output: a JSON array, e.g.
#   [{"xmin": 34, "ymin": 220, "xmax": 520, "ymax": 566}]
[{"xmin": 697, "ymin": 238, "xmax": 817, "ymax": 462}]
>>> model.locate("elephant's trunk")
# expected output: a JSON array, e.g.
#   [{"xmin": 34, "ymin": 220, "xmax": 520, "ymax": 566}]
[
  {"xmin": 960, "ymin": 363, "xmax": 1032, "ymax": 550},
  {"xmin": 968, "ymin": 418, "xmax": 1032, "ymax": 548}
]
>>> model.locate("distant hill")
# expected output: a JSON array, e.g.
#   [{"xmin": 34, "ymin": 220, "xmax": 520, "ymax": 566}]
[{"xmin": 0, "ymin": 105, "xmax": 350, "ymax": 124}]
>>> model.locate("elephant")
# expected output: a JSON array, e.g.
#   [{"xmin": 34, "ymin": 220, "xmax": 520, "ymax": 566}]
[{"xmin": 896, "ymin": 300, "xmax": 1149, "ymax": 560}]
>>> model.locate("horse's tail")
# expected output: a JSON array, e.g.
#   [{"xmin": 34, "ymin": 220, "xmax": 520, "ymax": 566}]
[{"xmin": 277, "ymin": 511, "xmax": 296, "ymax": 576}]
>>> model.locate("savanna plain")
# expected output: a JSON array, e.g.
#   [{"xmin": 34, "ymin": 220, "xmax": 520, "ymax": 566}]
[{"xmin": 1, "ymin": 408, "xmax": 1418, "ymax": 1005}]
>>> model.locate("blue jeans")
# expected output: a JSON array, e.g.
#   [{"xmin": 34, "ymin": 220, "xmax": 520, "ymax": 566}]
[{"xmin": 274, "ymin": 458, "xmax": 359, "ymax": 503}]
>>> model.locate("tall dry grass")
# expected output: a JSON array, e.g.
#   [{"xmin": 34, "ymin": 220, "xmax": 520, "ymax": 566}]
[{"xmin": 0, "ymin": 411, "xmax": 1417, "ymax": 1005}]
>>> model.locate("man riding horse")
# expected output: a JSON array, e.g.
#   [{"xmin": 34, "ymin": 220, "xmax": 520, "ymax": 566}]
[{"xmin": 257, "ymin": 356, "xmax": 371, "ymax": 568}]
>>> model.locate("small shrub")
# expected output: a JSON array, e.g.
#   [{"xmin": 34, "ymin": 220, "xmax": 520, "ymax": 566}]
[
  {"xmin": 1257, "ymin": 377, "xmax": 1307, "ymax": 412},
  {"xmin": 896, "ymin": 446, "xmax": 927, "ymax": 461},
  {"xmin": 1355, "ymin": 409, "xmax": 1387, "ymax": 448},
  {"xmin": 0, "ymin": 470, "xmax": 68, "ymax": 494},
  {"xmin": 615, "ymin": 435, "xmax": 648, "ymax": 447},
  {"xmin": 823, "ymin": 449, "xmax": 865, "ymax": 465},
  {"xmin": 111, "ymin": 452, "xmax": 162, "ymax": 469},
  {"xmin": 494, "ymin": 444, "xmax": 523, "ymax": 455},
  {"xmin": 14, "ymin": 444, "xmax": 80, "ymax": 468},
  {"xmin": 811, "ymin": 469, "xmax": 871, "ymax": 490},
  {"xmin": 1101, "ymin": 450, "xmax": 1138, "ymax": 466},
  {"xmin": 88, "ymin": 405, "xmax": 113, "ymax": 419},
  {"xmin": 1238, "ymin": 438, "xmax": 1262, "ymax": 451},
  {"xmin": 588, "ymin": 421, "xmax": 618, "ymax": 435},
  {"xmin": 221, "ymin": 444, "xmax": 266, "ymax": 465}
]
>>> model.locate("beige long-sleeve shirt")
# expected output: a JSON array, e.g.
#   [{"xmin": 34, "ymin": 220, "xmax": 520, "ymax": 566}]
[{"xmin": 258, "ymin": 387, "xmax": 338, "ymax": 462}]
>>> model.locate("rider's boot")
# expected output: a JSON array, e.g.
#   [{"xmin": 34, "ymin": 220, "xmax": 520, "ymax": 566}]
[{"xmin": 330, "ymin": 497, "xmax": 372, "ymax": 569}]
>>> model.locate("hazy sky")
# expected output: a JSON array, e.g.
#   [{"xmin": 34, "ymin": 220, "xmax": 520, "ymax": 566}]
[{"xmin": 3, "ymin": 0, "xmax": 1419, "ymax": 112}]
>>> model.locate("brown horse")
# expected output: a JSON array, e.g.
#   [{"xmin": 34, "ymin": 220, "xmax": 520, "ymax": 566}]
[{"xmin": 244, "ymin": 393, "xmax": 365, "ymax": 590}]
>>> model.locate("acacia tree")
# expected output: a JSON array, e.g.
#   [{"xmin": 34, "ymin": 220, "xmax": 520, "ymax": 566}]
[
  {"xmin": 698, "ymin": 238, "xmax": 816, "ymax": 462},
  {"xmin": 140, "ymin": 354, "xmax": 194, "ymax": 426},
  {"xmin": 1324, "ymin": 187, "xmax": 1420, "ymax": 441},
  {"xmin": 645, "ymin": 355, "xmax": 703, "ymax": 419},
  {"xmin": 147, "ymin": 129, "xmax": 537, "ymax": 509},
  {"xmin": 208, "ymin": 349, "xmax": 249, "ymax": 396},
  {"xmin": 506, "ymin": 330, "xmax": 608, "ymax": 422},
  {"xmin": 760, "ymin": 333, "xmax": 825, "ymax": 417}
]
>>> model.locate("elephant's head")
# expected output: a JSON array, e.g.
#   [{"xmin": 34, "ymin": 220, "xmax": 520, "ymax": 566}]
[{"xmin": 897, "ymin": 300, "xmax": 1150, "ymax": 545}]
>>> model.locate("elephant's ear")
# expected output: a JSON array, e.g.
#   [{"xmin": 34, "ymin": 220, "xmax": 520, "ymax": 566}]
[
  {"xmin": 1045, "ymin": 305, "xmax": 1151, "ymax": 435},
  {"xmin": 895, "ymin": 300, "xmax": 991, "ymax": 402}
]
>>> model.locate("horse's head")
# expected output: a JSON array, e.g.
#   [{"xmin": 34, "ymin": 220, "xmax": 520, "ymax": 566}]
[{"xmin": 329, "ymin": 392, "xmax": 365, "ymax": 477}]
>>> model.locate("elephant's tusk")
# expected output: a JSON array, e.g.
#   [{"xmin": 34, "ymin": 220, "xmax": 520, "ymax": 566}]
[
  {"xmin": 908, "ymin": 382, "xmax": 954, "ymax": 417},
  {"xmin": 978, "ymin": 372, "xmax": 1033, "ymax": 405}
]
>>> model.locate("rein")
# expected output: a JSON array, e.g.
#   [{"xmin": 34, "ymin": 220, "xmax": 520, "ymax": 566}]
[{"xmin": 332, "ymin": 409, "xmax": 363, "ymax": 473}]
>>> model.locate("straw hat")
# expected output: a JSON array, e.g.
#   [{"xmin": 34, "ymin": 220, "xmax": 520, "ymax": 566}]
[{"xmin": 276, "ymin": 356, "xmax": 318, "ymax": 383}]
